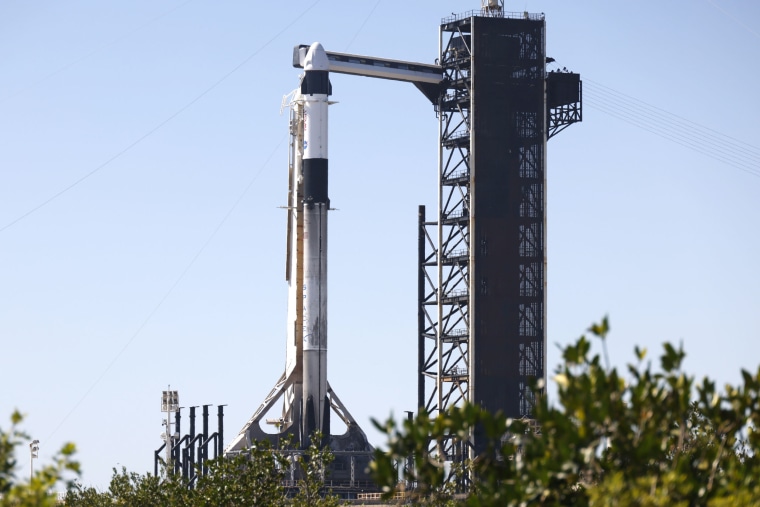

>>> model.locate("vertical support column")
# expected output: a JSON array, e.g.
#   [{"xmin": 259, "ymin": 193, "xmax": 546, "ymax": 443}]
[
  {"xmin": 202, "ymin": 404, "xmax": 210, "ymax": 476},
  {"xmin": 174, "ymin": 409, "xmax": 181, "ymax": 474},
  {"xmin": 432, "ymin": 18, "xmax": 474, "ymax": 461},
  {"xmin": 405, "ymin": 410, "xmax": 414, "ymax": 484},
  {"xmin": 418, "ymin": 205, "xmax": 426, "ymax": 412},
  {"xmin": 217, "ymin": 405, "xmax": 225, "ymax": 458},
  {"xmin": 189, "ymin": 407, "xmax": 196, "ymax": 474},
  {"xmin": 419, "ymin": 206, "xmax": 440, "ymax": 418}
]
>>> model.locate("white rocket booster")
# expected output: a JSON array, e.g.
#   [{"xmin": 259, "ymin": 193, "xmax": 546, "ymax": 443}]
[
  {"xmin": 300, "ymin": 42, "xmax": 331, "ymax": 439},
  {"xmin": 226, "ymin": 42, "xmax": 374, "ymax": 455}
]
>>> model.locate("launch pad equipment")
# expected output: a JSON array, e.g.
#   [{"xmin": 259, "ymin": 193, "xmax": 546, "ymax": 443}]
[
  {"xmin": 226, "ymin": 0, "xmax": 581, "ymax": 492},
  {"xmin": 226, "ymin": 40, "xmax": 451, "ymax": 448}
]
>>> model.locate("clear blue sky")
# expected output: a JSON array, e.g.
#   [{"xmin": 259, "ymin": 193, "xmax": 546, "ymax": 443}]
[{"xmin": 1, "ymin": 0, "xmax": 759, "ymax": 491}]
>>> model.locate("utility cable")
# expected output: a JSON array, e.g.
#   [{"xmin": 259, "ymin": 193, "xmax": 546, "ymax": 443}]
[
  {"xmin": 582, "ymin": 80, "xmax": 760, "ymax": 178},
  {"xmin": 585, "ymin": 96, "xmax": 760, "ymax": 179},
  {"xmin": 585, "ymin": 79, "xmax": 760, "ymax": 165},
  {"xmin": 584, "ymin": 87, "xmax": 760, "ymax": 169},
  {"xmin": 0, "ymin": 0, "xmax": 197, "ymax": 105},
  {"xmin": 582, "ymin": 103, "xmax": 760, "ymax": 178},
  {"xmin": 343, "ymin": 0, "xmax": 382, "ymax": 52},
  {"xmin": 0, "ymin": 0, "xmax": 322, "ymax": 234},
  {"xmin": 45, "ymin": 134, "xmax": 287, "ymax": 442},
  {"xmin": 548, "ymin": 61, "xmax": 760, "ymax": 179},
  {"xmin": 705, "ymin": 0, "xmax": 760, "ymax": 40}
]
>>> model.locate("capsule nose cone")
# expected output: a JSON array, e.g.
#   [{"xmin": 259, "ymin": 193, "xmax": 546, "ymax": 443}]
[{"xmin": 304, "ymin": 42, "xmax": 329, "ymax": 71}]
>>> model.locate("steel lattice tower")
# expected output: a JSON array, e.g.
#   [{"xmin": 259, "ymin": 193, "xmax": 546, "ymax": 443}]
[{"xmin": 418, "ymin": 7, "xmax": 581, "ymax": 459}]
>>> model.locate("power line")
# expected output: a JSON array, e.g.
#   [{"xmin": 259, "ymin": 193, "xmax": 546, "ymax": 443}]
[
  {"xmin": 574, "ymin": 77, "xmax": 760, "ymax": 179},
  {"xmin": 343, "ymin": 0, "xmax": 382, "ymax": 52},
  {"xmin": 0, "ymin": 0, "xmax": 322, "ymax": 234},
  {"xmin": 585, "ymin": 79, "xmax": 760, "ymax": 164},
  {"xmin": 42, "ymin": 0, "xmax": 323, "ymax": 440},
  {"xmin": 705, "ymin": 0, "xmax": 760, "ymax": 40},
  {"xmin": 46, "ymin": 134, "xmax": 287, "ymax": 442},
  {"xmin": 0, "ymin": 0, "xmax": 197, "ymax": 105}
]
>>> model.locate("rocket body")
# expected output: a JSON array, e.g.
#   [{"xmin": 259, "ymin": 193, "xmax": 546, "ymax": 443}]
[
  {"xmin": 301, "ymin": 42, "xmax": 331, "ymax": 439},
  {"xmin": 225, "ymin": 41, "xmax": 373, "ymax": 456}
]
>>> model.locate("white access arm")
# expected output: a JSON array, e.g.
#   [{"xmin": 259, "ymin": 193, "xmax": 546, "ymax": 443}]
[{"xmin": 292, "ymin": 45, "xmax": 443, "ymax": 86}]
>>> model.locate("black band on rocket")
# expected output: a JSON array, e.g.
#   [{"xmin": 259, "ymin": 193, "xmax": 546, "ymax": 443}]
[
  {"xmin": 303, "ymin": 158, "xmax": 329, "ymax": 204},
  {"xmin": 301, "ymin": 71, "xmax": 331, "ymax": 95}
]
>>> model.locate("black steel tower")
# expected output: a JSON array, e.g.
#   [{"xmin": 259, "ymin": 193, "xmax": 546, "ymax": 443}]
[{"xmin": 418, "ymin": 5, "xmax": 581, "ymax": 458}]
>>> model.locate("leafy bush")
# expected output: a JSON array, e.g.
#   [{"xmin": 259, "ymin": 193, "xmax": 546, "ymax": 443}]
[
  {"xmin": 0, "ymin": 410, "xmax": 80, "ymax": 507},
  {"xmin": 370, "ymin": 318, "xmax": 760, "ymax": 506}
]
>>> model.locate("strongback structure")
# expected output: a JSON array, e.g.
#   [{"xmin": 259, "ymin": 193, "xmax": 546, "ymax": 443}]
[{"xmin": 418, "ymin": 4, "xmax": 581, "ymax": 458}]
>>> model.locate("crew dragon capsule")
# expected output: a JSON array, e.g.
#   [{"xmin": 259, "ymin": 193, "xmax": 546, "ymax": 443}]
[{"xmin": 300, "ymin": 41, "xmax": 331, "ymax": 440}]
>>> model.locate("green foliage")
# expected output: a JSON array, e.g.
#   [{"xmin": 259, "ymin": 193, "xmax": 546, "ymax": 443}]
[
  {"xmin": 371, "ymin": 317, "xmax": 760, "ymax": 506},
  {"xmin": 10, "ymin": 316, "xmax": 760, "ymax": 505},
  {"xmin": 63, "ymin": 433, "xmax": 344, "ymax": 506},
  {"xmin": 0, "ymin": 410, "xmax": 25, "ymax": 496},
  {"xmin": 0, "ymin": 411, "xmax": 81, "ymax": 507},
  {"xmin": 371, "ymin": 409, "xmax": 464, "ymax": 506},
  {"xmin": 65, "ymin": 443, "xmax": 288, "ymax": 506},
  {"xmin": 192, "ymin": 441, "xmax": 288, "ymax": 506},
  {"xmin": 290, "ymin": 431, "xmax": 341, "ymax": 507}
]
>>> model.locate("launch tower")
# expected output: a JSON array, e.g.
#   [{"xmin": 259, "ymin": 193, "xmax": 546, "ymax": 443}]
[{"xmin": 418, "ymin": 3, "xmax": 581, "ymax": 458}]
